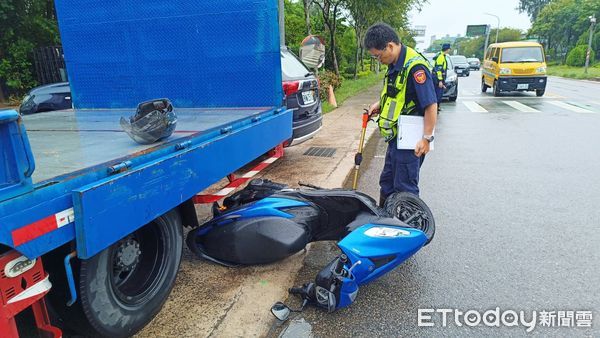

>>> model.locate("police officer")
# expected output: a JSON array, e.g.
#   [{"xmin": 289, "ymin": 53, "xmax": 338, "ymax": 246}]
[
  {"xmin": 433, "ymin": 43, "xmax": 451, "ymax": 111},
  {"xmin": 364, "ymin": 23, "xmax": 438, "ymax": 205}
]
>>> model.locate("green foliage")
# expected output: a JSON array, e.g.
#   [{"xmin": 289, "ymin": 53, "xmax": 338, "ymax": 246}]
[
  {"xmin": 518, "ymin": 0, "xmax": 552, "ymax": 21},
  {"xmin": 531, "ymin": 0, "xmax": 600, "ymax": 62},
  {"xmin": 577, "ymin": 27, "xmax": 600, "ymax": 61},
  {"xmin": 547, "ymin": 64, "xmax": 600, "ymax": 79},
  {"xmin": 0, "ymin": 39, "xmax": 37, "ymax": 91},
  {"xmin": 321, "ymin": 71, "xmax": 384, "ymax": 113},
  {"xmin": 284, "ymin": 0, "xmax": 308, "ymax": 55},
  {"xmin": 566, "ymin": 45, "xmax": 595, "ymax": 66},
  {"xmin": 306, "ymin": 0, "xmax": 424, "ymax": 77},
  {"xmin": 317, "ymin": 70, "xmax": 343, "ymax": 101},
  {"xmin": 0, "ymin": 0, "xmax": 59, "ymax": 95}
]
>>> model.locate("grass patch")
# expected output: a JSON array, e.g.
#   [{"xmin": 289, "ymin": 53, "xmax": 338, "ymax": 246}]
[
  {"xmin": 547, "ymin": 65, "xmax": 600, "ymax": 80},
  {"xmin": 321, "ymin": 72, "xmax": 384, "ymax": 113}
]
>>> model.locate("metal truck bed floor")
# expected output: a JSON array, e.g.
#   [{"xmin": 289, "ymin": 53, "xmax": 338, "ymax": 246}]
[{"xmin": 23, "ymin": 108, "xmax": 268, "ymax": 183}]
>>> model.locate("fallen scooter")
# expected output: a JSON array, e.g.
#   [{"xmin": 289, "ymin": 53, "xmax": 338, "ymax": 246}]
[{"xmin": 186, "ymin": 178, "xmax": 435, "ymax": 317}]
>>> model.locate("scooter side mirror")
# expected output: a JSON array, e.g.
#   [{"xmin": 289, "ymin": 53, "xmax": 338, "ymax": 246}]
[{"xmin": 271, "ymin": 302, "xmax": 291, "ymax": 321}]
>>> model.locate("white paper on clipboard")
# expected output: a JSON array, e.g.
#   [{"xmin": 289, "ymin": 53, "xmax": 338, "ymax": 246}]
[{"xmin": 396, "ymin": 115, "xmax": 434, "ymax": 150}]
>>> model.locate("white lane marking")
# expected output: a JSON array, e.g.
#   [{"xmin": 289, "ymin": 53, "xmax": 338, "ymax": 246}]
[
  {"xmin": 548, "ymin": 101, "xmax": 593, "ymax": 113},
  {"xmin": 502, "ymin": 101, "xmax": 540, "ymax": 112},
  {"xmin": 462, "ymin": 101, "xmax": 488, "ymax": 112}
]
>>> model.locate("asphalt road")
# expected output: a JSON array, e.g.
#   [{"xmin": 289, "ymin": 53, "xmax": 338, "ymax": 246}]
[{"xmin": 271, "ymin": 72, "xmax": 600, "ymax": 337}]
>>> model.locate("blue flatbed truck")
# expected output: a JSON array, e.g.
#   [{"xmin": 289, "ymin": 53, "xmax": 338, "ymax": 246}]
[{"xmin": 0, "ymin": 1, "xmax": 291, "ymax": 337}]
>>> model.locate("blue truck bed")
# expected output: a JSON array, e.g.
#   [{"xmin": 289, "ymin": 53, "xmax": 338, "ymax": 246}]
[
  {"xmin": 25, "ymin": 107, "xmax": 274, "ymax": 183},
  {"xmin": 1, "ymin": 107, "xmax": 291, "ymax": 259}
]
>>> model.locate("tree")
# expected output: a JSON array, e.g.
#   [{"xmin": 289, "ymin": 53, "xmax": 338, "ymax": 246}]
[
  {"xmin": 0, "ymin": 0, "xmax": 59, "ymax": 94},
  {"xmin": 518, "ymin": 0, "xmax": 552, "ymax": 21},
  {"xmin": 312, "ymin": 0, "xmax": 345, "ymax": 77},
  {"xmin": 302, "ymin": 0, "xmax": 312, "ymax": 35},
  {"xmin": 345, "ymin": 0, "xmax": 424, "ymax": 78},
  {"xmin": 531, "ymin": 0, "xmax": 600, "ymax": 62},
  {"xmin": 345, "ymin": 0, "xmax": 370, "ymax": 78},
  {"xmin": 284, "ymin": 0, "xmax": 307, "ymax": 53}
]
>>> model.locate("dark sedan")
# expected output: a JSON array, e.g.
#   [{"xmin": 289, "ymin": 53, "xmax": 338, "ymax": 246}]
[
  {"xmin": 19, "ymin": 82, "xmax": 72, "ymax": 115},
  {"xmin": 449, "ymin": 55, "xmax": 470, "ymax": 77},
  {"xmin": 467, "ymin": 57, "xmax": 480, "ymax": 70},
  {"xmin": 281, "ymin": 47, "xmax": 322, "ymax": 146}
]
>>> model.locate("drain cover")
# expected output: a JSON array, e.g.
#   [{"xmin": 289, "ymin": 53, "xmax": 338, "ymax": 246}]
[{"xmin": 304, "ymin": 147, "xmax": 336, "ymax": 158}]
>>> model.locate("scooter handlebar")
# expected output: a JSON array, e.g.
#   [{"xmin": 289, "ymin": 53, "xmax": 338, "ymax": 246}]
[{"xmin": 289, "ymin": 287, "xmax": 304, "ymax": 294}]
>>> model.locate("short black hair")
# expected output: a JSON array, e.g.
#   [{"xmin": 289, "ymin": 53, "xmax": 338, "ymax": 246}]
[{"xmin": 364, "ymin": 22, "xmax": 400, "ymax": 50}]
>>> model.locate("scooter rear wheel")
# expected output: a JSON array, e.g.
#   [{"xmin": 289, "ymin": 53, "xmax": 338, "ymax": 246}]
[{"xmin": 384, "ymin": 192, "xmax": 435, "ymax": 245}]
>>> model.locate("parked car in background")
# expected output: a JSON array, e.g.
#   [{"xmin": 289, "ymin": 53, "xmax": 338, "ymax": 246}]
[
  {"xmin": 467, "ymin": 57, "xmax": 481, "ymax": 70},
  {"xmin": 425, "ymin": 53, "xmax": 458, "ymax": 102},
  {"xmin": 19, "ymin": 48, "xmax": 323, "ymax": 146},
  {"xmin": 19, "ymin": 82, "xmax": 72, "ymax": 115},
  {"xmin": 281, "ymin": 46, "xmax": 322, "ymax": 146},
  {"xmin": 449, "ymin": 55, "xmax": 470, "ymax": 77}
]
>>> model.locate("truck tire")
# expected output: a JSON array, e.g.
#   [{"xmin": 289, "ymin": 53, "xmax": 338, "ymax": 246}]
[
  {"xmin": 384, "ymin": 192, "xmax": 435, "ymax": 245},
  {"xmin": 51, "ymin": 209, "xmax": 183, "ymax": 337},
  {"xmin": 481, "ymin": 77, "xmax": 488, "ymax": 92},
  {"xmin": 536, "ymin": 89, "xmax": 545, "ymax": 97}
]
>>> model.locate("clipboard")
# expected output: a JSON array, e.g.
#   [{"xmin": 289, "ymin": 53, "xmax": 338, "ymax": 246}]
[{"xmin": 396, "ymin": 115, "xmax": 434, "ymax": 150}]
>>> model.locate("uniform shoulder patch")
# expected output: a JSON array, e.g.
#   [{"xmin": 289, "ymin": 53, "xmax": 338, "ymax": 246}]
[{"xmin": 413, "ymin": 69, "xmax": 427, "ymax": 84}]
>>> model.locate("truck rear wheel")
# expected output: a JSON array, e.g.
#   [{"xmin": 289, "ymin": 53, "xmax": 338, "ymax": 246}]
[{"xmin": 55, "ymin": 210, "xmax": 183, "ymax": 337}]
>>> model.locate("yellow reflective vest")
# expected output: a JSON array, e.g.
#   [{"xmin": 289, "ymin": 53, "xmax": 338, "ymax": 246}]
[
  {"xmin": 378, "ymin": 46, "xmax": 432, "ymax": 142},
  {"xmin": 433, "ymin": 52, "xmax": 448, "ymax": 81}
]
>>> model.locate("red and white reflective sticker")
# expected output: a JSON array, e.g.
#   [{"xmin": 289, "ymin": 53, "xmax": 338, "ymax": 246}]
[
  {"xmin": 194, "ymin": 151, "xmax": 282, "ymax": 204},
  {"xmin": 11, "ymin": 208, "xmax": 74, "ymax": 247}
]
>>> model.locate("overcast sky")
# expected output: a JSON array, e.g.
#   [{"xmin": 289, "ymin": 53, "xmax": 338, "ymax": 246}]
[{"xmin": 409, "ymin": 0, "xmax": 533, "ymax": 50}]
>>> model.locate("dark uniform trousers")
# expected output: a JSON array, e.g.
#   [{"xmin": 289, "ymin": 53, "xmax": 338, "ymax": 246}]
[
  {"xmin": 380, "ymin": 138, "xmax": 425, "ymax": 197},
  {"xmin": 435, "ymin": 83, "xmax": 444, "ymax": 104}
]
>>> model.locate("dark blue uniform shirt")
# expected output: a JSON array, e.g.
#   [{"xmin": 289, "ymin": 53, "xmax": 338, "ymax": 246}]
[{"xmin": 387, "ymin": 45, "xmax": 437, "ymax": 115}]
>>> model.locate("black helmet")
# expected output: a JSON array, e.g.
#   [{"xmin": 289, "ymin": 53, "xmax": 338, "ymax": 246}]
[{"xmin": 120, "ymin": 98, "xmax": 177, "ymax": 144}]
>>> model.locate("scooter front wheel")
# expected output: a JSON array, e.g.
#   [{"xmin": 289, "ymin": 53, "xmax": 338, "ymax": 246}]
[{"xmin": 384, "ymin": 192, "xmax": 435, "ymax": 245}]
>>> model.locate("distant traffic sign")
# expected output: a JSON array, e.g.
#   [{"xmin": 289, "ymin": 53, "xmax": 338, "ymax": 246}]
[
  {"xmin": 466, "ymin": 25, "xmax": 489, "ymax": 37},
  {"xmin": 411, "ymin": 25, "xmax": 426, "ymax": 37}
]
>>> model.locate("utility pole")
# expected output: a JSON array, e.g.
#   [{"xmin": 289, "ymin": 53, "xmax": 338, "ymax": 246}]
[
  {"xmin": 483, "ymin": 25, "xmax": 491, "ymax": 58},
  {"xmin": 484, "ymin": 13, "xmax": 500, "ymax": 43},
  {"xmin": 585, "ymin": 15, "xmax": 596, "ymax": 74}
]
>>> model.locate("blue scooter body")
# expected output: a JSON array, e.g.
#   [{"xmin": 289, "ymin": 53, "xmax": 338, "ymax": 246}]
[
  {"xmin": 338, "ymin": 223, "xmax": 427, "ymax": 285},
  {"xmin": 187, "ymin": 179, "xmax": 434, "ymax": 312}
]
